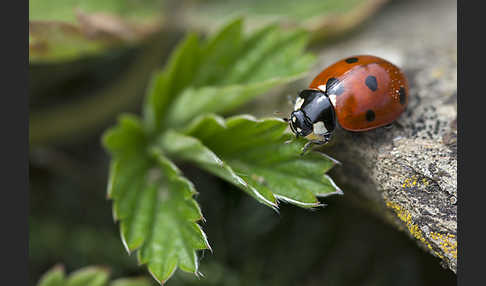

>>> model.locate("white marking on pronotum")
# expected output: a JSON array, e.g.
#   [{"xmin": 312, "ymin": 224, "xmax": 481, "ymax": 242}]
[
  {"xmin": 313, "ymin": 121, "xmax": 328, "ymax": 135},
  {"xmin": 317, "ymin": 84, "xmax": 327, "ymax": 92},
  {"xmin": 294, "ymin": 97, "xmax": 305, "ymax": 110},
  {"xmin": 296, "ymin": 127, "xmax": 302, "ymax": 132},
  {"xmin": 328, "ymin": 94, "xmax": 337, "ymax": 107}
]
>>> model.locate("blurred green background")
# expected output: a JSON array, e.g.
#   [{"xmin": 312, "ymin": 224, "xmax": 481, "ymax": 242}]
[{"xmin": 29, "ymin": 0, "xmax": 457, "ymax": 285}]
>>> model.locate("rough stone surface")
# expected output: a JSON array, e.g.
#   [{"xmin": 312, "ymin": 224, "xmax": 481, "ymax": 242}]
[
  {"xmin": 316, "ymin": 0, "xmax": 457, "ymax": 273},
  {"xmin": 249, "ymin": 0, "xmax": 457, "ymax": 273}
]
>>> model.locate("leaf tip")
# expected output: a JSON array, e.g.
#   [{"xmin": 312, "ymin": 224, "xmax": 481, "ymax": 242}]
[
  {"xmin": 274, "ymin": 194, "xmax": 321, "ymax": 209},
  {"xmin": 323, "ymin": 174, "xmax": 344, "ymax": 196},
  {"xmin": 120, "ymin": 232, "xmax": 133, "ymax": 255},
  {"xmin": 315, "ymin": 151, "xmax": 342, "ymax": 166},
  {"xmin": 196, "ymin": 224, "xmax": 213, "ymax": 253},
  {"xmin": 147, "ymin": 268, "xmax": 164, "ymax": 285},
  {"xmin": 148, "ymin": 263, "xmax": 178, "ymax": 286},
  {"xmin": 248, "ymin": 185, "xmax": 278, "ymax": 209}
]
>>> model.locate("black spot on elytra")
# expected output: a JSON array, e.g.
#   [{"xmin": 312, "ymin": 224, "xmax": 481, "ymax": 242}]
[
  {"xmin": 326, "ymin": 77, "xmax": 344, "ymax": 96},
  {"xmin": 366, "ymin": 110, "xmax": 375, "ymax": 122},
  {"xmin": 345, "ymin": 57, "xmax": 358, "ymax": 64},
  {"xmin": 399, "ymin": 87, "xmax": 406, "ymax": 105},
  {"xmin": 365, "ymin": 75, "xmax": 378, "ymax": 91}
]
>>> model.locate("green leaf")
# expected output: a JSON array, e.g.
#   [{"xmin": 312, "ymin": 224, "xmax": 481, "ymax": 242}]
[
  {"xmin": 143, "ymin": 18, "xmax": 314, "ymax": 131},
  {"xmin": 143, "ymin": 34, "xmax": 201, "ymax": 133},
  {"xmin": 103, "ymin": 116, "xmax": 210, "ymax": 284},
  {"xmin": 110, "ymin": 278, "xmax": 154, "ymax": 286},
  {"xmin": 29, "ymin": 21, "xmax": 109, "ymax": 63},
  {"xmin": 65, "ymin": 267, "xmax": 110, "ymax": 286},
  {"xmin": 29, "ymin": 1, "xmax": 164, "ymax": 63},
  {"xmin": 159, "ymin": 114, "xmax": 342, "ymax": 209},
  {"xmin": 37, "ymin": 265, "xmax": 65, "ymax": 286},
  {"xmin": 37, "ymin": 265, "xmax": 154, "ymax": 286},
  {"xmin": 29, "ymin": 0, "xmax": 162, "ymax": 24},
  {"xmin": 102, "ymin": 19, "xmax": 331, "ymax": 285},
  {"xmin": 178, "ymin": 0, "xmax": 388, "ymax": 42}
]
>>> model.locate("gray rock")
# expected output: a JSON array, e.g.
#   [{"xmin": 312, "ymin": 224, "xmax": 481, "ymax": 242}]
[
  {"xmin": 249, "ymin": 0, "xmax": 457, "ymax": 273},
  {"xmin": 315, "ymin": 0, "xmax": 457, "ymax": 273}
]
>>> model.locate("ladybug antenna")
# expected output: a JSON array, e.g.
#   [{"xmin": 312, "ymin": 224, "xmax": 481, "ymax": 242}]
[{"xmin": 273, "ymin": 111, "xmax": 288, "ymax": 122}]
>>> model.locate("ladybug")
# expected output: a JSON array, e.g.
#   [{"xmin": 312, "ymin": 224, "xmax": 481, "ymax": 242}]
[{"xmin": 287, "ymin": 55, "xmax": 409, "ymax": 153}]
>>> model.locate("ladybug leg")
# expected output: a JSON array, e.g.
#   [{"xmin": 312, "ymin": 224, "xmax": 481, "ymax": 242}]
[
  {"xmin": 300, "ymin": 134, "xmax": 331, "ymax": 155},
  {"xmin": 301, "ymin": 140, "xmax": 326, "ymax": 155},
  {"xmin": 384, "ymin": 121, "xmax": 404, "ymax": 130}
]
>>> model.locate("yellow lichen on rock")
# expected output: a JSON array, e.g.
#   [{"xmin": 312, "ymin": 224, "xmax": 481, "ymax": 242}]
[
  {"xmin": 385, "ymin": 200, "xmax": 434, "ymax": 252},
  {"xmin": 385, "ymin": 200, "xmax": 457, "ymax": 261},
  {"xmin": 401, "ymin": 175, "xmax": 430, "ymax": 189},
  {"xmin": 430, "ymin": 232, "xmax": 457, "ymax": 259}
]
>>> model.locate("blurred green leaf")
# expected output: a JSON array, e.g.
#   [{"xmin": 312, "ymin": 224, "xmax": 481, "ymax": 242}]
[
  {"xmin": 185, "ymin": 0, "xmax": 362, "ymax": 20},
  {"xmin": 103, "ymin": 115, "xmax": 210, "ymax": 284},
  {"xmin": 144, "ymin": 18, "xmax": 315, "ymax": 131},
  {"xmin": 38, "ymin": 265, "xmax": 65, "ymax": 286},
  {"xmin": 29, "ymin": 0, "xmax": 161, "ymax": 23},
  {"xmin": 37, "ymin": 265, "xmax": 154, "ymax": 286},
  {"xmin": 29, "ymin": 0, "xmax": 163, "ymax": 23},
  {"xmin": 110, "ymin": 278, "xmax": 154, "ymax": 286},
  {"xmin": 29, "ymin": 0, "xmax": 164, "ymax": 63},
  {"xmin": 65, "ymin": 267, "xmax": 110, "ymax": 286},
  {"xmin": 179, "ymin": 0, "xmax": 388, "ymax": 42},
  {"xmin": 159, "ymin": 115, "xmax": 342, "ymax": 209},
  {"xmin": 29, "ymin": 21, "xmax": 109, "ymax": 63}
]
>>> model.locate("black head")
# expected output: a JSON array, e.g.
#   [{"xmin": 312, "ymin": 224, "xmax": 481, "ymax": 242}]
[
  {"xmin": 287, "ymin": 88, "xmax": 337, "ymax": 139},
  {"xmin": 289, "ymin": 109, "xmax": 313, "ymax": 137}
]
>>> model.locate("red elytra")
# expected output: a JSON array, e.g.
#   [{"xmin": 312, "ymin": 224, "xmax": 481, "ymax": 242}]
[{"xmin": 309, "ymin": 55, "xmax": 409, "ymax": 131}]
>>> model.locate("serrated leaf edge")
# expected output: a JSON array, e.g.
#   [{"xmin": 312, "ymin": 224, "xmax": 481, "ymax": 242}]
[
  {"xmin": 316, "ymin": 174, "xmax": 344, "ymax": 197},
  {"xmin": 185, "ymin": 113, "xmax": 287, "ymax": 134},
  {"xmin": 182, "ymin": 113, "xmax": 344, "ymax": 207},
  {"xmin": 160, "ymin": 129, "xmax": 279, "ymax": 210},
  {"xmin": 274, "ymin": 194, "xmax": 323, "ymax": 208}
]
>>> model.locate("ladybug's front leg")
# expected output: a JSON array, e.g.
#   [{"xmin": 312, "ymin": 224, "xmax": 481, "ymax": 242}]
[{"xmin": 300, "ymin": 133, "xmax": 331, "ymax": 155}]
